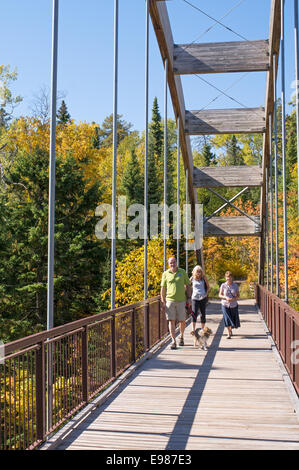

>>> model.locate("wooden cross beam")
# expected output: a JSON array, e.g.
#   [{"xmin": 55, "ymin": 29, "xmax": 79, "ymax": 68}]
[
  {"xmin": 204, "ymin": 187, "xmax": 249, "ymax": 222},
  {"xmin": 207, "ymin": 187, "xmax": 261, "ymax": 228}
]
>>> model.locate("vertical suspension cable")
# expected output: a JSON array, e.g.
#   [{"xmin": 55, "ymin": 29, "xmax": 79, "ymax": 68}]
[
  {"xmin": 265, "ymin": 167, "xmax": 269, "ymax": 290},
  {"xmin": 163, "ymin": 58, "xmax": 168, "ymax": 272},
  {"xmin": 144, "ymin": 0, "xmax": 149, "ymax": 299},
  {"xmin": 111, "ymin": 0, "xmax": 119, "ymax": 310},
  {"xmin": 281, "ymin": 0, "xmax": 288, "ymax": 303},
  {"xmin": 269, "ymin": 114, "xmax": 274, "ymax": 293},
  {"xmin": 177, "ymin": 117, "xmax": 180, "ymax": 266},
  {"xmin": 294, "ymin": 0, "xmax": 299, "ymax": 218},
  {"xmin": 185, "ymin": 169, "xmax": 188, "ymax": 275},
  {"xmin": 273, "ymin": 53, "xmax": 280, "ymax": 297},
  {"xmin": 47, "ymin": 0, "xmax": 59, "ymax": 433}
]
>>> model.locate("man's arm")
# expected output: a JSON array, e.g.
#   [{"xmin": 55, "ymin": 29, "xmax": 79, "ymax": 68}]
[
  {"xmin": 185, "ymin": 275, "xmax": 192, "ymax": 304},
  {"xmin": 160, "ymin": 286, "xmax": 166, "ymax": 312}
]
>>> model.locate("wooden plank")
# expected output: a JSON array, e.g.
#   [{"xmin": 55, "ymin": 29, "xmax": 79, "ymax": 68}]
[
  {"xmin": 193, "ymin": 165, "xmax": 263, "ymax": 188},
  {"xmin": 173, "ymin": 40, "xmax": 270, "ymax": 75},
  {"xmin": 185, "ymin": 108, "xmax": 266, "ymax": 135},
  {"xmin": 203, "ymin": 216, "xmax": 261, "ymax": 236}
]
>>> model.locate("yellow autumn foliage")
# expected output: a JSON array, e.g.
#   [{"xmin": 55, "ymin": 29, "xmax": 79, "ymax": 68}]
[
  {"xmin": 0, "ymin": 117, "xmax": 142, "ymax": 202},
  {"xmin": 102, "ymin": 239, "xmax": 175, "ymax": 308}
]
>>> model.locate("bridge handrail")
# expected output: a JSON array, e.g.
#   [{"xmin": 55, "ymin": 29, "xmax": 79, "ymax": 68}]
[
  {"xmin": 256, "ymin": 284, "xmax": 299, "ymax": 396},
  {"xmin": 0, "ymin": 295, "xmax": 166, "ymax": 450}
]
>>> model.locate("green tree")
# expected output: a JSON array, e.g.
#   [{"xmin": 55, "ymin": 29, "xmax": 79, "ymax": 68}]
[
  {"xmin": 194, "ymin": 144, "xmax": 218, "ymax": 217},
  {"xmin": 149, "ymin": 97, "xmax": 163, "ymax": 164},
  {"xmin": 0, "ymin": 64, "xmax": 22, "ymax": 129},
  {"xmin": 0, "ymin": 147, "xmax": 105, "ymax": 340},
  {"xmin": 147, "ymin": 144, "xmax": 160, "ymax": 206},
  {"xmin": 57, "ymin": 100, "xmax": 71, "ymax": 125},
  {"xmin": 98, "ymin": 113, "xmax": 133, "ymax": 148},
  {"xmin": 120, "ymin": 148, "xmax": 143, "ymax": 206},
  {"xmin": 201, "ymin": 143, "xmax": 217, "ymax": 166},
  {"xmin": 148, "ymin": 97, "xmax": 163, "ymax": 203},
  {"xmin": 225, "ymin": 135, "xmax": 244, "ymax": 166}
]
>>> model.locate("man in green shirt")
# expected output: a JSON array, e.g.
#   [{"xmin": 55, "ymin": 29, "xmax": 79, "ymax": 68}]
[{"xmin": 161, "ymin": 256, "xmax": 191, "ymax": 350}]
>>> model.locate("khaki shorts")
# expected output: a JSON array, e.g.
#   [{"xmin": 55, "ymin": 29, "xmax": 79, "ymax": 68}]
[{"xmin": 165, "ymin": 301, "xmax": 186, "ymax": 322}]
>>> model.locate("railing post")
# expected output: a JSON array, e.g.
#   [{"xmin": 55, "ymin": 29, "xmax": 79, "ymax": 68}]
[
  {"xmin": 110, "ymin": 315, "xmax": 116, "ymax": 377},
  {"xmin": 158, "ymin": 299, "xmax": 161, "ymax": 341},
  {"xmin": 144, "ymin": 303, "xmax": 150, "ymax": 352},
  {"xmin": 131, "ymin": 308, "xmax": 136, "ymax": 363},
  {"xmin": 35, "ymin": 341, "xmax": 45, "ymax": 443},
  {"xmin": 82, "ymin": 326, "xmax": 89, "ymax": 403}
]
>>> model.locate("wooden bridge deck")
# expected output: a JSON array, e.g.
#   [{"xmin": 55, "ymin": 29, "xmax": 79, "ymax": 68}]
[{"xmin": 53, "ymin": 300, "xmax": 299, "ymax": 450}]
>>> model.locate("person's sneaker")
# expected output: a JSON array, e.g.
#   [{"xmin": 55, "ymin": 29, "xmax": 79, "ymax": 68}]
[
  {"xmin": 170, "ymin": 342, "xmax": 177, "ymax": 350},
  {"xmin": 179, "ymin": 337, "xmax": 184, "ymax": 346}
]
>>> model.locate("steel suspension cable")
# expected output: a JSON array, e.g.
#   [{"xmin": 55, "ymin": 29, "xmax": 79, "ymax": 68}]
[
  {"xmin": 47, "ymin": 0, "xmax": 59, "ymax": 434},
  {"xmin": 144, "ymin": 0, "xmax": 149, "ymax": 299},
  {"xmin": 164, "ymin": 58, "xmax": 168, "ymax": 272},
  {"xmin": 182, "ymin": 0, "xmax": 255, "ymax": 44},
  {"xmin": 273, "ymin": 54, "xmax": 280, "ymax": 297},
  {"xmin": 183, "ymin": 0, "xmax": 245, "ymax": 51},
  {"xmin": 111, "ymin": 0, "xmax": 119, "ymax": 310},
  {"xmin": 280, "ymin": 0, "xmax": 288, "ymax": 303}
]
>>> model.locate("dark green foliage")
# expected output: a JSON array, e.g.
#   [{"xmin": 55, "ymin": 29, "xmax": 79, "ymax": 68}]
[
  {"xmin": 0, "ymin": 147, "xmax": 105, "ymax": 339},
  {"xmin": 57, "ymin": 100, "xmax": 71, "ymax": 126},
  {"xmin": 97, "ymin": 113, "xmax": 132, "ymax": 148},
  {"xmin": 120, "ymin": 149, "xmax": 143, "ymax": 206},
  {"xmin": 225, "ymin": 135, "xmax": 244, "ymax": 166}
]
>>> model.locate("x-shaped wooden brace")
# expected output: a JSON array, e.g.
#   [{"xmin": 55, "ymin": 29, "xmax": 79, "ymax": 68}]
[{"xmin": 204, "ymin": 186, "xmax": 261, "ymax": 229}]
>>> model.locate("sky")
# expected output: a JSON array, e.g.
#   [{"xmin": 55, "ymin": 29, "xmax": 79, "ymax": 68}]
[{"xmin": 0, "ymin": 0, "xmax": 297, "ymax": 136}]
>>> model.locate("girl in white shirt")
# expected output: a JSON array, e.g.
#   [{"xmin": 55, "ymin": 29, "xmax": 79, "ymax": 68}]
[{"xmin": 190, "ymin": 265, "xmax": 210, "ymax": 333}]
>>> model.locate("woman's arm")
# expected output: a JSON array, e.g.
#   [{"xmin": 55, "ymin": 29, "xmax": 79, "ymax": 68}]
[
  {"xmin": 219, "ymin": 285, "xmax": 229, "ymax": 301},
  {"xmin": 204, "ymin": 276, "xmax": 210, "ymax": 296}
]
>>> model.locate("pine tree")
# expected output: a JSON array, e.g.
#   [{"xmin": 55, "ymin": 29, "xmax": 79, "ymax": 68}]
[
  {"xmin": 226, "ymin": 135, "xmax": 244, "ymax": 166},
  {"xmin": 196, "ymin": 144, "xmax": 217, "ymax": 216},
  {"xmin": 147, "ymin": 145, "xmax": 160, "ymax": 206},
  {"xmin": 149, "ymin": 98, "xmax": 166, "ymax": 206},
  {"xmin": 98, "ymin": 114, "xmax": 132, "ymax": 147},
  {"xmin": 201, "ymin": 143, "xmax": 217, "ymax": 166},
  {"xmin": 150, "ymin": 97, "xmax": 163, "ymax": 163},
  {"xmin": 120, "ymin": 149, "xmax": 143, "ymax": 206},
  {"xmin": 57, "ymin": 100, "xmax": 71, "ymax": 125}
]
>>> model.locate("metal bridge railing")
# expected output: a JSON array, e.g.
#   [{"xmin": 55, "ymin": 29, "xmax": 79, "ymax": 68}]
[
  {"xmin": 0, "ymin": 296, "xmax": 167, "ymax": 450},
  {"xmin": 257, "ymin": 284, "xmax": 299, "ymax": 396}
]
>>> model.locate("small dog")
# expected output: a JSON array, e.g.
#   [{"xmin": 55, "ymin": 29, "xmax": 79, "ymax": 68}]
[{"xmin": 190, "ymin": 327, "xmax": 213, "ymax": 350}]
